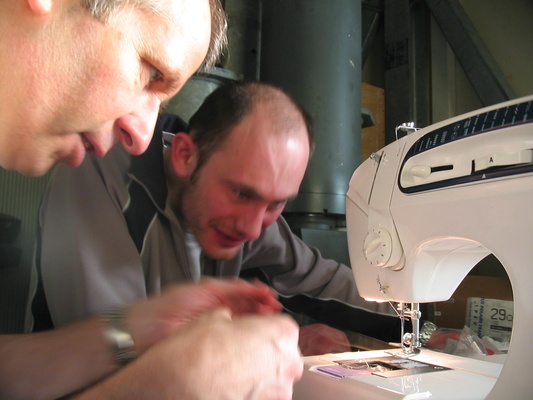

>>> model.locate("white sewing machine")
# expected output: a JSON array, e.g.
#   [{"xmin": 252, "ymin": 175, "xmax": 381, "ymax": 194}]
[{"xmin": 293, "ymin": 95, "xmax": 533, "ymax": 399}]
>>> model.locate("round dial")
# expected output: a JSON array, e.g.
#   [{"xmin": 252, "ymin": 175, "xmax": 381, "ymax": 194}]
[{"xmin": 363, "ymin": 227, "xmax": 392, "ymax": 267}]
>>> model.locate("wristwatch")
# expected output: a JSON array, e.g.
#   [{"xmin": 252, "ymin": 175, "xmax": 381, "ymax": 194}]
[{"xmin": 102, "ymin": 308, "xmax": 137, "ymax": 365}]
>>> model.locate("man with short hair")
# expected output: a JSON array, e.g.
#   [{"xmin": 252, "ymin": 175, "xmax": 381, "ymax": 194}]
[
  {"xmin": 0, "ymin": 0, "xmax": 219, "ymax": 176},
  {"xmin": 36, "ymin": 81, "xmax": 400, "ymax": 358},
  {"xmin": 0, "ymin": 2, "xmax": 303, "ymax": 399}
]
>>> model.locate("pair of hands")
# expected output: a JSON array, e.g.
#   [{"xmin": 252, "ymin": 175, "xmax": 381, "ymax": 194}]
[
  {"xmin": 82, "ymin": 309, "xmax": 302, "ymax": 400},
  {"xmin": 124, "ymin": 277, "xmax": 284, "ymax": 354},
  {"xmin": 83, "ymin": 278, "xmax": 352, "ymax": 400},
  {"xmin": 81, "ymin": 278, "xmax": 303, "ymax": 400},
  {"xmin": 125, "ymin": 277, "xmax": 351, "ymax": 358}
]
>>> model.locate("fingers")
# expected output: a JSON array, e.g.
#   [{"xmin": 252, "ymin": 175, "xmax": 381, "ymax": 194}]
[
  {"xmin": 250, "ymin": 384, "xmax": 294, "ymax": 400},
  {"xmin": 203, "ymin": 306, "xmax": 233, "ymax": 321},
  {"xmin": 109, "ymin": 305, "xmax": 303, "ymax": 400},
  {"xmin": 126, "ymin": 278, "xmax": 282, "ymax": 355},
  {"xmin": 196, "ymin": 278, "xmax": 282, "ymax": 315},
  {"xmin": 231, "ymin": 314, "xmax": 303, "ymax": 400},
  {"xmin": 426, "ymin": 330, "xmax": 461, "ymax": 350},
  {"xmin": 171, "ymin": 312, "xmax": 302, "ymax": 399}
]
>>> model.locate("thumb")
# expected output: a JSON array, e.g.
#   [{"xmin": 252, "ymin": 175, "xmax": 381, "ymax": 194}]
[{"xmin": 199, "ymin": 307, "xmax": 233, "ymax": 323}]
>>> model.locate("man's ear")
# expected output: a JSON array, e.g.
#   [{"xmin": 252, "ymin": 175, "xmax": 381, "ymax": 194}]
[
  {"xmin": 27, "ymin": 0, "xmax": 52, "ymax": 15},
  {"xmin": 170, "ymin": 133, "xmax": 198, "ymax": 178}
]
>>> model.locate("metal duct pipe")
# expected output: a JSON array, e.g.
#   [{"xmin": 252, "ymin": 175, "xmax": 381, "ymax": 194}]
[
  {"xmin": 260, "ymin": 0, "xmax": 362, "ymax": 217},
  {"xmin": 164, "ymin": 68, "xmax": 240, "ymax": 122}
]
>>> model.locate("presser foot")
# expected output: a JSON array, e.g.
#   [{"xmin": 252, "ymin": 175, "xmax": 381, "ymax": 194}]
[{"xmin": 386, "ymin": 340, "xmax": 421, "ymax": 359}]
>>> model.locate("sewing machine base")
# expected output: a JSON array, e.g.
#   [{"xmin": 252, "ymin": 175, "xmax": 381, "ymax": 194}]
[{"xmin": 293, "ymin": 349, "xmax": 504, "ymax": 400}]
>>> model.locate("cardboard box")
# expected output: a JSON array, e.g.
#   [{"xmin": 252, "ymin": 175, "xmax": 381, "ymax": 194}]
[
  {"xmin": 466, "ymin": 297, "xmax": 513, "ymax": 342},
  {"xmin": 433, "ymin": 275, "xmax": 512, "ymax": 330}
]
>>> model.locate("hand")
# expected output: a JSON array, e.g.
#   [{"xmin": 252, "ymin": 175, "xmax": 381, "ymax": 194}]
[
  {"xmin": 125, "ymin": 278, "xmax": 282, "ymax": 353},
  {"xmin": 426, "ymin": 329, "xmax": 462, "ymax": 350},
  {"xmin": 298, "ymin": 324, "xmax": 351, "ymax": 356},
  {"xmin": 78, "ymin": 309, "xmax": 303, "ymax": 400}
]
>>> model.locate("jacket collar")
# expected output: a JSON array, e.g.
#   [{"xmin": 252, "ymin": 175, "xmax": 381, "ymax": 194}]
[{"xmin": 129, "ymin": 114, "xmax": 188, "ymax": 210}]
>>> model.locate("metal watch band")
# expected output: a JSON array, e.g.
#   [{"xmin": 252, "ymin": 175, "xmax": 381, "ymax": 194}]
[{"xmin": 102, "ymin": 308, "xmax": 137, "ymax": 365}]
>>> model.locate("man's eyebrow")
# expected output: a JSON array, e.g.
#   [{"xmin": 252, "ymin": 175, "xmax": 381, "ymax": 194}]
[
  {"xmin": 231, "ymin": 183, "xmax": 262, "ymax": 198},
  {"xmin": 145, "ymin": 47, "xmax": 186, "ymax": 96},
  {"xmin": 158, "ymin": 69, "xmax": 185, "ymax": 99},
  {"xmin": 165, "ymin": 70, "xmax": 185, "ymax": 92},
  {"xmin": 158, "ymin": 71, "xmax": 185, "ymax": 110},
  {"xmin": 228, "ymin": 181, "xmax": 297, "ymax": 204}
]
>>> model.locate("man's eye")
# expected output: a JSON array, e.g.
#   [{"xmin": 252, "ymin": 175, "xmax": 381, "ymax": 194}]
[
  {"xmin": 233, "ymin": 190, "xmax": 251, "ymax": 200},
  {"xmin": 269, "ymin": 201, "xmax": 286, "ymax": 210},
  {"xmin": 149, "ymin": 66, "xmax": 163, "ymax": 82}
]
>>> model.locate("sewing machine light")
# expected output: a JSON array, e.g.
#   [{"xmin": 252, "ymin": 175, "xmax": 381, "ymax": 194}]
[{"xmin": 363, "ymin": 298, "xmax": 388, "ymax": 303}]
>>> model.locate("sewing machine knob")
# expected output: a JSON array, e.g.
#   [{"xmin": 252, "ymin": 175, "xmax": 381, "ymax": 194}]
[
  {"xmin": 409, "ymin": 165, "xmax": 431, "ymax": 178},
  {"xmin": 363, "ymin": 228, "xmax": 393, "ymax": 267}
]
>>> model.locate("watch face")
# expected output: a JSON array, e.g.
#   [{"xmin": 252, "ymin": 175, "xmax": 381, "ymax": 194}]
[{"xmin": 102, "ymin": 309, "xmax": 137, "ymax": 364}]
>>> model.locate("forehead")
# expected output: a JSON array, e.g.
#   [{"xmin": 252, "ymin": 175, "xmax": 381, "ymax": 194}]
[
  {"xmin": 132, "ymin": 0, "xmax": 211, "ymax": 90},
  {"xmin": 206, "ymin": 106, "xmax": 310, "ymax": 200}
]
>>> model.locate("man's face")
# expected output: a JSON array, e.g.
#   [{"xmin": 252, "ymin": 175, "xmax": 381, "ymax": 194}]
[
  {"xmin": 180, "ymin": 106, "xmax": 310, "ymax": 260},
  {"xmin": 3, "ymin": 0, "xmax": 210, "ymax": 176}
]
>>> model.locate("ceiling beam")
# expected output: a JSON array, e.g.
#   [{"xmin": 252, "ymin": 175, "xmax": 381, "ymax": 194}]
[{"xmin": 424, "ymin": 0, "xmax": 515, "ymax": 106}]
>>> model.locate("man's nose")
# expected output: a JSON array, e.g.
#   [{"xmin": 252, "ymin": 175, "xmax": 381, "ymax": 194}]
[
  {"xmin": 236, "ymin": 206, "xmax": 268, "ymax": 241},
  {"xmin": 116, "ymin": 95, "xmax": 161, "ymax": 155}
]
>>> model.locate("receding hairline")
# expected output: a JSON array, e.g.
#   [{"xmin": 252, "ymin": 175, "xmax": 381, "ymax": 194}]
[
  {"xmin": 83, "ymin": 0, "xmax": 227, "ymax": 70},
  {"xmin": 249, "ymin": 85, "xmax": 308, "ymax": 138},
  {"xmin": 243, "ymin": 83, "xmax": 313, "ymax": 154}
]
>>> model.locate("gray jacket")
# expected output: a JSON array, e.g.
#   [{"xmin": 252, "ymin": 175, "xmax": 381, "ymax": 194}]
[{"xmin": 29, "ymin": 118, "xmax": 398, "ymax": 341}]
